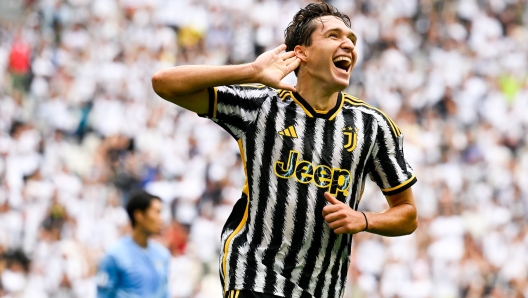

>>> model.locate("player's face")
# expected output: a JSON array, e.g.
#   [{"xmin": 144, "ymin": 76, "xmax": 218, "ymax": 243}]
[
  {"xmin": 140, "ymin": 199, "xmax": 164, "ymax": 235},
  {"xmin": 302, "ymin": 16, "xmax": 357, "ymax": 90}
]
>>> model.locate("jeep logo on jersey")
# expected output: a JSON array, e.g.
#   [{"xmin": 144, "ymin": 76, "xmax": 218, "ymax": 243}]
[
  {"xmin": 343, "ymin": 127, "xmax": 358, "ymax": 152},
  {"xmin": 274, "ymin": 150, "xmax": 351, "ymax": 196}
]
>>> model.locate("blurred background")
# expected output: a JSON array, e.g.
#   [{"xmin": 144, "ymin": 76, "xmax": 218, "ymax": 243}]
[{"xmin": 0, "ymin": 0, "xmax": 527, "ymax": 297}]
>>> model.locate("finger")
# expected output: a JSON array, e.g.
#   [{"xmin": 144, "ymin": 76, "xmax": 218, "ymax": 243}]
[
  {"xmin": 284, "ymin": 56, "xmax": 298, "ymax": 65},
  {"xmin": 286, "ymin": 58, "xmax": 301, "ymax": 73},
  {"xmin": 333, "ymin": 227, "xmax": 347, "ymax": 235},
  {"xmin": 324, "ymin": 192, "xmax": 342, "ymax": 205},
  {"xmin": 276, "ymin": 82, "xmax": 296, "ymax": 92},
  {"xmin": 280, "ymin": 51, "xmax": 296, "ymax": 60},
  {"xmin": 322, "ymin": 204, "xmax": 341, "ymax": 217},
  {"xmin": 273, "ymin": 44, "xmax": 287, "ymax": 55},
  {"xmin": 324, "ymin": 212, "xmax": 345, "ymax": 224},
  {"xmin": 328, "ymin": 219, "xmax": 346, "ymax": 230}
]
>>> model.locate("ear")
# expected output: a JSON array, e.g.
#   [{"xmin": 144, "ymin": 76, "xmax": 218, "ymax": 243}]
[
  {"xmin": 133, "ymin": 209, "xmax": 144, "ymax": 225},
  {"xmin": 294, "ymin": 45, "xmax": 308, "ymax": 62}
]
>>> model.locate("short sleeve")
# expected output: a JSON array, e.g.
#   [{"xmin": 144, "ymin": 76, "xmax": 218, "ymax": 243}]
[
  {"xmin": 369, "ymin": 116, "xmax": 416, "ymax": 196},
  {"xmin": 199, "ymin": 84, "xmax": 271, "ymax": 139},
  {"xmin": 96, "ymin": 254, "xmax": 120, "ymax": 298}
]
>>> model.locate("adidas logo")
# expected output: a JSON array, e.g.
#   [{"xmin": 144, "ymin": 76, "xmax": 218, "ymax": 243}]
[{"xmin": 278, "ymin": 126, "xmax": 297, "ymax": 138}]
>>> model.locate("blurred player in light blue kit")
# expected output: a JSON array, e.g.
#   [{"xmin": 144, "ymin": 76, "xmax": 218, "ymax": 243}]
[{"xmin": 96, "ymin": 191, "xmax": 170, "ymax": 298}]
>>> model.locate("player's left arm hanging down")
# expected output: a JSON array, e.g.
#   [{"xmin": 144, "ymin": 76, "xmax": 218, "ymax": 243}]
[{"xmin": 322, "ymin": 189, "xmax": 417, "ymax": 236}]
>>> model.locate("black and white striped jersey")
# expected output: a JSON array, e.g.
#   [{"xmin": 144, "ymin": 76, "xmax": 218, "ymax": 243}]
[{"xmin": 199, "ymin": 84, "xmax": 416, "ymax": 298}]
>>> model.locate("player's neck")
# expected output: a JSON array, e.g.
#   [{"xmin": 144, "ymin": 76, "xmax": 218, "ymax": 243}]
[
  {"xmin": 295, "ymin": 76, "xmax": 339, "ymax": 112},
  {"xmin": 132, "ymin": 228, "xmax": 149, "ymax": 248}
]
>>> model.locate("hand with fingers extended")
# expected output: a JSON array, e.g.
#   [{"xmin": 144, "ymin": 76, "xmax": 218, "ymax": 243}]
[
  {"xmin": 322, "ymin": 192, "xmax": 368, "ymax": 235},
  {"xmin": 251, "ymin": 44, "xmax": 301, "ymax": 92}
]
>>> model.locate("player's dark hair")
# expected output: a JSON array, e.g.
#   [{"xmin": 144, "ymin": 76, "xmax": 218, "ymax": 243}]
[
  {"xmin": 284, "ymin": 2, "xmax": 351, "ymax": 75},
  {"xmin": 125, "ymin": 190, "xmax": 161, "ymax": 227}
]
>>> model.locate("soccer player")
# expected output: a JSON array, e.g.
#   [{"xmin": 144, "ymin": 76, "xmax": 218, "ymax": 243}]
[
  {"xmin": 152, "ymin": 2, "xmax": 417, "ymax": 298},
  {"xmin": 96, "ymin": 191, "xmax": 170, "ymax": 298}
]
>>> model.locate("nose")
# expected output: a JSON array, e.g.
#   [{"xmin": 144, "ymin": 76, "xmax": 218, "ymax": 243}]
[{"xmin": 341, "ymin": 38, "xmax": 355, "ymax": 52}]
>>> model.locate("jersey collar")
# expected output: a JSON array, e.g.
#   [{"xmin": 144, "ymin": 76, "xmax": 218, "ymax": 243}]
[{"xmin": 290, "ymin": 91, "xmax": 343, "ymax": 120}]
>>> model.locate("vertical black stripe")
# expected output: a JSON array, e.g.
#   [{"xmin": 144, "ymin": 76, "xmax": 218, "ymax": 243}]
[
  {"xmin": 262, "ymin": 101, "xmax": 298, "ymax": 293},
  {"xmin": 328, "ymin": 233, "xmax": 351, "ymax": 298},
  {"xmin": 339, "ymin": 236, "xmax": 353, "ymax": 294},
  {"xmin": 349, "ymin": 111, "xmax": 376, "ymax": 209},
  {"xmin": 343, "ymin": 109, "xmax": 360, "ymax": 208},
  {"xmin": 372, "ymin": 118, "xmax": 401, "ymax": 187},
  {"xmin": 337, "ymin": 112, "xmax": 355, "ymax": 204},
  {"xmin": 225, "ymin": 194, "xmax": 250, "ymax": 289},
  {"xmin": 281, "ymin": 116, "xmax": 317, "ymax": 297},
  {"xmin": 243, "ymin": 99, "xmax": 280, "ymax": 289},
  {"xmin": 297, "ymin": 119, "xmax": 337, "ymax": 291},
  {"xmin": 314, "ymin": 114, "xmax": 353, "ymax": 297}
]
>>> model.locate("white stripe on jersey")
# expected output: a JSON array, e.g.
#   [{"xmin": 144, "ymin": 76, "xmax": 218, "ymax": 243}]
[
  {"xmin": 251, "ymin": 101, "xmax": 288, "ymax": 289},
  {"xmin": 273, "ymin": 113, "xmax": 307, "ymax": 295},
  {"xmin": 289, "ymin": 117, "xmax": 326, "ymax": 297}
]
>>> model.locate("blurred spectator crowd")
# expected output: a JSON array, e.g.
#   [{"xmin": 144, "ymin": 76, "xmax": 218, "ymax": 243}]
[{"xmin": 0, "ymin": 0, "xmax": 527, "ymax": 297}]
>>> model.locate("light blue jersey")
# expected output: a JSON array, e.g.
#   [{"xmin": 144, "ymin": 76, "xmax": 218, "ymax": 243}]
[{"xmin": 96, "ymin": 236, "xmax": 170, "ymax": 298}]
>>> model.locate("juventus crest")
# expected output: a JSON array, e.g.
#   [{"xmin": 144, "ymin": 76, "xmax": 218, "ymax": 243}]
[{"xmin": 342, "ymin": 127, "xmax": 358, "ymax": 152}]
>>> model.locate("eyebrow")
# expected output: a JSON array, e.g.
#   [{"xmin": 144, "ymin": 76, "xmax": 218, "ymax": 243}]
[{"xmin": 324, "ymin": 27, "xmax": 357, "ymax": 44}]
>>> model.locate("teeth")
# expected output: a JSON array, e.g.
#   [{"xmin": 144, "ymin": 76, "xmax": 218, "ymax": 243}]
[{"xmin": 332, "ymin": 56, "xmax": 352, "ymax": 66}]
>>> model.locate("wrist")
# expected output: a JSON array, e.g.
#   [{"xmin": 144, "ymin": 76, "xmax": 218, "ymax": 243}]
[
  {"xmin": 244, "ymin": 62, "xmax": 261, "ymax": 83},
  {"xmin": 360, "ymin": 211, "xmax": 369, "ymax": 232}
]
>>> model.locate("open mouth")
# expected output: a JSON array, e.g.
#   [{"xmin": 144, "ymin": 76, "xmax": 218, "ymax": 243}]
[{"xmin": 333, "ymin": 56, "xmax": 352, "ymax": 72}]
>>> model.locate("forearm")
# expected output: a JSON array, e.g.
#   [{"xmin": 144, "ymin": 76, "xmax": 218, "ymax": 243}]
[
  {"xmin": 152, "ymin": 64, "xmax": 257, "ymax": 98},
  {"xmin": 364, "ymin": 202, "xmax": 417, "ymax": 236}
]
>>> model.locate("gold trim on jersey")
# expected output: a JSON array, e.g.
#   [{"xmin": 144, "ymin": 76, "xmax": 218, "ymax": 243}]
[
  {"xmin": 277, "ymin": 89, "xmax": 289, "ymax": 99},
  {"xmin": 287, "ymin": 91, "xmax": 344, "ymax": 120},
  {"xmin": 237, "ymin": 139, "xmax": 248, "ymax": 179},
  {"xmin": 226, "ymin": 290, "xmax": 240, "ymax": 298},
  {"xmin": 328, "ymin": 94, "xmax": 345, "ymax": 120},
  {"xmin": 222, "ymin": 140, "xmax": 249, "ymax": 292},
  {"xmin": 381, "ymin": 174, "xmax": 416, "ymax": 193},
  {"xmin": 289, "ymin": 91, "xmax": 314, "ymax": 117},
  {"xmin": 239, "ymin": 83, "xmax": 267, "ymax": 88},
  {"xmin": 343, "ymin": 94, "xmax": 401, "ymax": 137}
]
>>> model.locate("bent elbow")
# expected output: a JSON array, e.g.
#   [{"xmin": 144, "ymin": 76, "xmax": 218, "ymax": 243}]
[
  {"xmin": 402, "ymin": 209, "xmax": 418, "ymax": 235},
  {"xmin": 408, "ymin": 218, "xmax": 418, "ymax": 234},
  {"xmin": 405, "ymin": 205, "xmax": 418, "ymax": 235}
]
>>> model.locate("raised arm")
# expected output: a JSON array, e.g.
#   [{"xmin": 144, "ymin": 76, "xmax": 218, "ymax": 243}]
[{"xmin": 151, "ymin": 44, "xmax": 301, "ymax": 114}]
